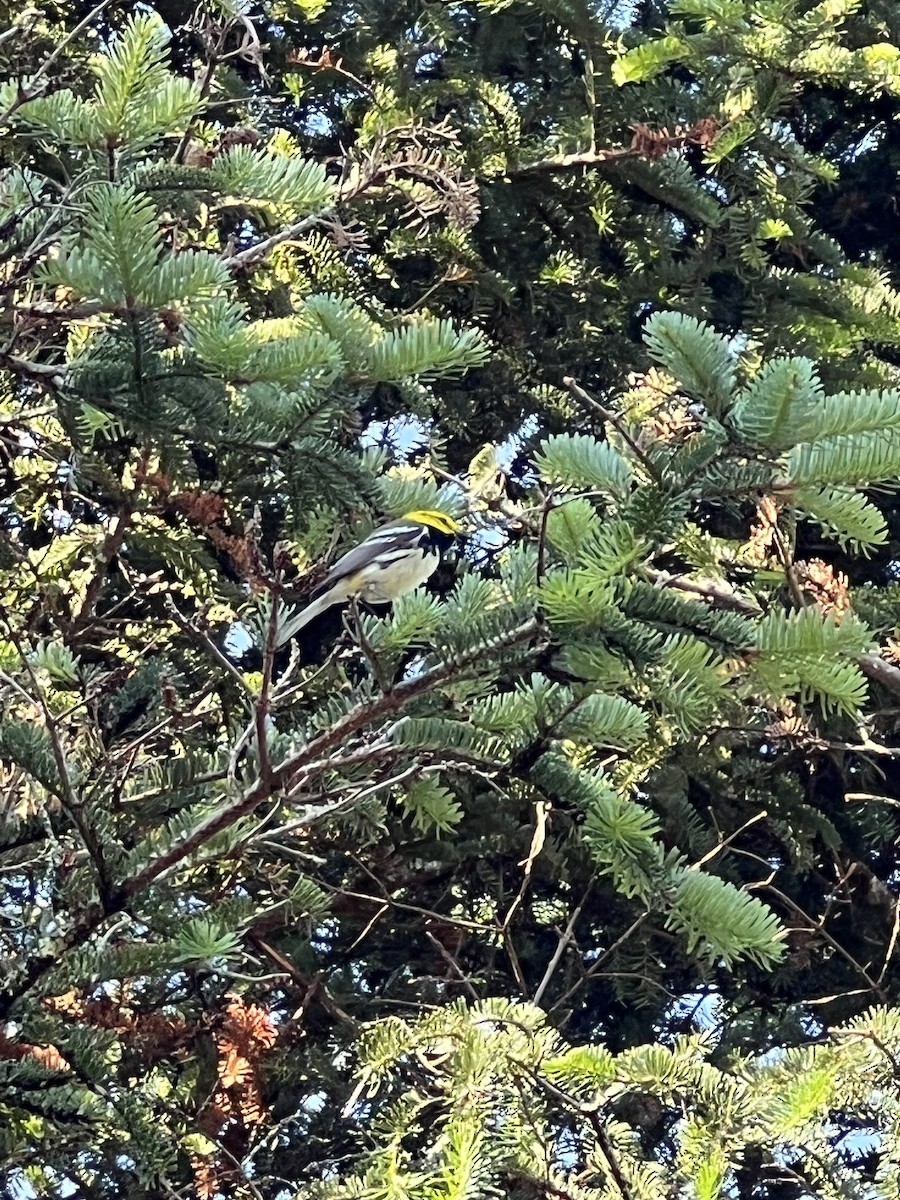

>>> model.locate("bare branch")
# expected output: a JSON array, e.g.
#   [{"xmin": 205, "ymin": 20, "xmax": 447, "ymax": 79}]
[
  {"xmin": 644, "ymin": 567, "xmax": 761, "ymax": 614},
  {"xmin": 0, "ymin": 0, "xmax": 116, "ymax": 125},
  {"xmin": 0, "ymin": 354, "xmax": 66, "ymax": 388},
  {"xmin": 221, "ymin": 210, "xmax": 335, "ymax": 272},
  {"xmin": 859, "ymin": 652, "xmax": 900, "ymax": 699},
  {"xmin": 532, "ymin": 885, "xmax": 590, "ymax": 1008}
]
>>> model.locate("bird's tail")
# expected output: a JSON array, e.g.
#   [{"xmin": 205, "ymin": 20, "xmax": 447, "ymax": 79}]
[{"xmin": 278, "ymin": 593, "xmax": 334, "ymax": 642}]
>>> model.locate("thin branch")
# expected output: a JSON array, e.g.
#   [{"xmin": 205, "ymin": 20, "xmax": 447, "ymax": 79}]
[
  {"xmin": 344, "ymin": 901, "xmax": 389, "ymax": 956},
  {"xmin": 828, "ymin": 1026, "xmax": 900, "ymax": 1079},
  {"xmin": 501, "ymin": 799, "xmax": 552, "ymax": 931},
  {"xmin": 172, "ymin": 17, "xmax": 230, "ymax": 166},
  {"xmin": 424, "ymin": 930, "xmax": 480, "ymax": 1001},
  {"xmin": 690, "ymin": 809, "xmax": 767, "ymax": 870},
  {"xmin": 0, "ymin": 624, "xmax": 112, "ymax": 905},
  {"xmin": 532, "ymin": 1074, "xmax": 634, "ymax": 1200},
  {"xmin": 532, "ymin": 886, "xmax": 590, "ymax": 1008},
  {"xmin": 770, "ymin": 524, "xmax": 805, "ymax": 609},
  {"xmin": 858, "ymin": 653, "xmax": 900, "ymax": 699},
  {"xmin": 346, "ymin": 596, "xmax": 390, "ymax": 692},
  {"xmin": 221, "ymin": 210, "xmax": 335, "ymax": 272},
  {"xmin": 536, "ymin": 491, "xmax": 554, "ymax": 583},
  {"xmin": 878, "ymin": 898, "xmax": 900, "ymax": 987},
  {"xmin": 286, "ymin": 49, "xmax": 375, "ymax": 97},
  {"xmin": 327, "ymin": 882, "xmax": 495, "ymax": 935},
  {"xmin": 0, "ymin": 0, "xmax": 116, "ymax": 125},
  {"xmin": 248, "ymin": 936, "xmax": 357, "ymax": 1028},
  {"xmin": 644, "ymin": 567, "xmax": 761, "ymax": 615},
  {"xmin": 0, "ymin": 354, "xmax": 66, "ymax": 388},
  {"xmin": 255, "ymin": 591, "xmax": 282, "ymax": 787},
  {"xmin": 563, "ymin": 375, "xmax": 663, "ymax": 485},
  {"xmin": 165, "ymin": 598, "xmax": 255, "ymax": 699},
  {"xmin": 1, "ymin": 299, "xmax": 105, "ymax": 325},
  {"xmin": 287, "ymin": 764, "xmax": 423, "ymax": 826},
  {"xmin": 758, "ymin": 883, "xmax": 883, "ymax": 1000},
  {"xmin": 505, "ymin": 147, "xmax": 646, "ymax": 176},
  {"xmin": 504, "ymin": 928, "xmax": 528, "ymax": 994},
  {"xmin": 549, "ymin": 911, "xmax": 650, "ymax": 1017},
  {"xmin": 499, "ymin": 120, "xmax": 717, "ymax": 179}
]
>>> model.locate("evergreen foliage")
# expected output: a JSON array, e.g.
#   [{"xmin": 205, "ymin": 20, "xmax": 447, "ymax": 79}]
[{"xmin": 3, "ymin": 1, "xmax": 900, "ymax": 1197}]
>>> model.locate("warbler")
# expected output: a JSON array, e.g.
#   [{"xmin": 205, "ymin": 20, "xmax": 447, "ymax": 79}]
[{"xmin": 288, "ymin": 509, "xmax": 461, "ymax": 632}]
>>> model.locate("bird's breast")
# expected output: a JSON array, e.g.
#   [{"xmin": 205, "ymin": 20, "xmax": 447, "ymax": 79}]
[{"xmin": 360, "ymin": 545, "xmax": 439, "ymax": 602}]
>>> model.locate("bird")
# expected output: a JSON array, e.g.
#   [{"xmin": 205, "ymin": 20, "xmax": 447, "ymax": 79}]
[{"xmin": 284, "ymin": 509, "xmax": 461, "ymax": 635}]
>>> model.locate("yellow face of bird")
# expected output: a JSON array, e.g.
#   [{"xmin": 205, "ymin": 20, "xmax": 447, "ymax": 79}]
[{"xmin": 402, "ymin": 510, "xmax": 461, "ymax": 536}]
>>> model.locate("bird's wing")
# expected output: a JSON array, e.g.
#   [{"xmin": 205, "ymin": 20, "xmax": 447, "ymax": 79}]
[{"xmin": 312, "ymin": 520, "xmax": 426, "ymax": 597}]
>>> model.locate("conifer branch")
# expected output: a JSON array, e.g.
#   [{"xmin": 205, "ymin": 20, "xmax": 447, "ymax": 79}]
[
  {"xmin": 72, "ymin": 445, "xmax": 151, "ymax": 630},
  {"xmin": 117, "ymin": 617, "xmax": 542, "ymax": 900},
  {"xmin": 5, "ymin": 0, "xmax": 900, "ymax": 1182},
  {"xmin": 649, "ymin": 569, "xmax": 900, "ymax": 697}
]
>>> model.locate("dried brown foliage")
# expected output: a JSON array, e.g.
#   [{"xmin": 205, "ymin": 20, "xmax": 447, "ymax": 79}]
[
  {"xmin": 192, "ymin": 997, "xmax": 280, "ymax": 1196},
  {"xmin": 629, "ymin": 117, "xmax": 718, "ymax": 160},
  {"xmin": 795, "ymin": 558, "xmax": 851, "ymax": 621}
]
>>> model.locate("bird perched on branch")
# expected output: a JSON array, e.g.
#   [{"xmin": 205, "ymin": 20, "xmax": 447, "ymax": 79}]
[{"xmin": 287, "ymin": 509, "xmax": 461, "ymax": 633}]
